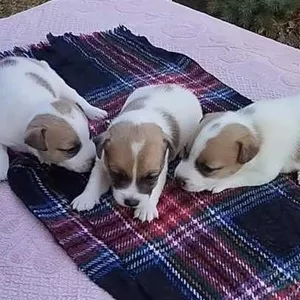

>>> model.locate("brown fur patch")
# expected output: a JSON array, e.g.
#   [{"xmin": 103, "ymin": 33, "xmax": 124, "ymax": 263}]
[
  {"xmin": 52, "ymin": 100, "xmax": 73, "ymax": 115},
  {"xmin": 25, "ymin": 114, "xmax": 81, "ymax": 163},
  {"xmin": 155, "ymin": 84, "xmax": 174, "ymax": 92},
  {"xmin": 122, "ymin": 96, "xmax": 147, "ymax": 113},
  {"xmin": 0, "ymin": 57, "xmax": 17, "ymax": 67},
  {"xmin": 196, "ymin": 123, "xmax": 260, "ymax": 179},
  {"xmin": 26, "ymin": 72, "xmax": 56, "ymax": 98}
]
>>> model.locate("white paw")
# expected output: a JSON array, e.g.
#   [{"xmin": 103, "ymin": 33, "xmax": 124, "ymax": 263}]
[
  {"xmin": 86, "ymin": 106, "xmax": 108, "ymax": 120},
  {"xmin": 297, "ymin": 172, "xmax": 300, "ymax": 185},
  {"xmin": 71, "ymin": 191, "xmax": 99, "ymax": 211},
  {"xmin": 134, "ymin": 205, "xmax": 159, "ymax": 223}
]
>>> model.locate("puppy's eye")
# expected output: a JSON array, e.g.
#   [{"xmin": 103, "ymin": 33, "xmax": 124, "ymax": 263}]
[
  {"xmin": 110, "ymin": 170, "xmax": 128, "ymax": 181},
  {"xmin": 137, "ymin": 172, "xmax": 159, "ymax": 194},
  {"xmin": 144, "ymin": 173, "xmax": 159, "ymax": 182},
  {"xmin": 59, "ymin": 144, "xmax": 80, "ymax": 155},
  {"xmin": 199, "ymin": 164, "xmax": 214, "ymax": 173},
  {"xmin": 195, "ymin": 161, "xmax": 222, "ymax": 176},
  {"xmin": 110, "ymin": 170, "xmax": 131, "ymax": 188}
]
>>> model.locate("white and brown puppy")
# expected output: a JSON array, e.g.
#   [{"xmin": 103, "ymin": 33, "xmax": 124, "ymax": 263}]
[
  {"xmin": 72, "ymin": 84, "xmax": 203, "ymax": 222},
  {"xmin": 175, "ymin": 94, "xmax": 300, "ymax": 193},
  {"xmin": 0, "ymin": 56, "xmax": 107, "ymax": 180}
]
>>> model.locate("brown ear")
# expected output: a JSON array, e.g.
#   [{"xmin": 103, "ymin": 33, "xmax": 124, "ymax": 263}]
[
  {"xmin": 93, "ymin": 131, "xmax": 110, "ymax": 159},
  {"xmin": 237, "ymin": 134, "xmax": 259, "ymax": 164},
  {"xmin": 24, "ymin": 128, "xmax": 47, "ymax": 151}
]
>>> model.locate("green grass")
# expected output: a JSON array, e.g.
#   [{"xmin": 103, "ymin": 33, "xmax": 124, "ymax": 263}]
[{"xmin": 0, "ymin": 0, "xmax": 49, "ymax": 18}]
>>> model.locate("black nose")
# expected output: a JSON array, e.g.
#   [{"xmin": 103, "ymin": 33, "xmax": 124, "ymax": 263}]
[
  {"xmin": 175, "ymin": 176, "xmax": 187, "ymax": 188},
  {"xmin": 124, "ymin": 198, "xmax": 139, "ymax": 207}
]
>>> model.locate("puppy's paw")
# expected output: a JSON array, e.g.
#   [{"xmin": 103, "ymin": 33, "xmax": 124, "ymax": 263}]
[
  {"xmin": 71, "ymin": 191, "xmax": 99, "ymax": 211},
  {"xmin": 297, "ymin": 171, "xmax": 300, "ymax": 185},
  {"xmin": 134, "ymin": 205, "xmax": 159, "ymax": 223},
  {"xmin": 85, "ymin": 106, "xmax": 108, "ymax": 120}
]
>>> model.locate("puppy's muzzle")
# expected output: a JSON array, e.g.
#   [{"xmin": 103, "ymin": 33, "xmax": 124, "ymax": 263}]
[
  {"xmin": 175, "ymin": 175, "xmax": 188, "ymax": 189},
  {"xmin": 124, "ymin": 198, "xmax": 139, "ymax": 207}
]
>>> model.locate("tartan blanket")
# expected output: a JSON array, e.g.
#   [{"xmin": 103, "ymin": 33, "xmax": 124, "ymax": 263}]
[{"xmin": 4, "ymin": 26, "xmax": 300, "ymax": 299}]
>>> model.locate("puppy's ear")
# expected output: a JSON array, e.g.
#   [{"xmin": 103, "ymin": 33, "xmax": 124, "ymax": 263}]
[
  {"xmin": 24, "ymin": 128, "xmax": 48, "ymax": 151},
  {"xmin": 237, "ymin": 134, "xmax": 259, "ymax": 164},
  {"xmin": 93, "ymin": 131, "xmax": 110, "ymax": 159},
  {"xmin": 163, "ymin": 133, "xmax": 175, "ymax": 161}
]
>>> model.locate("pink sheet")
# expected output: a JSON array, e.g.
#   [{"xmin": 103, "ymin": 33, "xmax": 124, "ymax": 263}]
[{"xmin": 0, "ymin": 0, "xmax": 300, "ymax": 299}]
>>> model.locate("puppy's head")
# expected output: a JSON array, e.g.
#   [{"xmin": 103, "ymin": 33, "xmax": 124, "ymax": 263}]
[
  {"xmin": 24, "ymin": 101, "xmax": 95, "ymax": 173},
  {"xmin": 175, "ymin": 112, "xmax": 260, "ymax": 192},
  {"xmin": 94, "ymin": 122, "xmax": 172, "ymax": 208}
]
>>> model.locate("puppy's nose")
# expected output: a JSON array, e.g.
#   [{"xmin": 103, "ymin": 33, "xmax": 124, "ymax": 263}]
[
  {"xmin": 124, "ymin": 198, "xmax": 139, "ymax": 207},
  {"xmin": 175, "ymin": 176, "xmax": 187, "ymax": 188}
]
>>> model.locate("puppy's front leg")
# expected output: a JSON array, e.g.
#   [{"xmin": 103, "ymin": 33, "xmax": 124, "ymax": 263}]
[
  {"xmin": 134, "ymin": 151, "xmax": 169, "ymax": 223},
  {"xmin": 0, "ymin": 145, "xmax": 9, "ymax": 181},
  {"xmin": 72, "ymin": 158, "xmax": 111, "ymax": 211},
  {"xmin": 60, "ymin": 85, "xmax": 107, "ymax": 120}
]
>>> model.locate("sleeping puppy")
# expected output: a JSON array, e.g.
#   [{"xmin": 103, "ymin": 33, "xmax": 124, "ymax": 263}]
[
  {"xmin": 175, "ymin": 94, "xmax": 300, "ymax": 193},
  {"xmin": 72, "ymin": 84, "xmax": 203, "ymax": 222},
  {"xmin": 0, "ymin": 56, "xmax": 107, "ymax": 180}
]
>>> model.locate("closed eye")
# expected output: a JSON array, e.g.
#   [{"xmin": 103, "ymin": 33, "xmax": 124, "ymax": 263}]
[
  {"xmin": 143, "ymin": 172, "xmax": 159, "ymax": 182},
  {"xmin": 58, "ymin": 144, "xmax": 81, "ymax": 155},
  {"xmin": 195, "ymin": 161, "xmax": 223, "ymax": 175},
  {"xmin": 109, "ymin": 169, "xmax": 131, "ymax": 188},
  {"xmin": 110, "ymin": 169, "xmax": 129, "ymax": 180}
]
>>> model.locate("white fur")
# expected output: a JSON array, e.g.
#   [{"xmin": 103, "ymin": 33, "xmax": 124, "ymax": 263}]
[
  {"xmin": 0, "ymin": 57, "xmax": 107, "ymax": 179},
  {"xmin": 175, "ymin": 94, "xmax": 300, "ymax": 193},
  {"xmin": 72, "ymin": 84, "xmax": 203, "ymax": 222}
]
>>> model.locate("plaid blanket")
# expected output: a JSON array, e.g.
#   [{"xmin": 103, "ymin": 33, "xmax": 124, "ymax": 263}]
[{"xmin": 3, "ymin": 26, "xmax": 300, "ymax": 300}]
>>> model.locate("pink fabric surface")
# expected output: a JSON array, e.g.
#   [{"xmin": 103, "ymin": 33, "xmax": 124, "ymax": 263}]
[{"xmin": 0, "ymin": 0, "xmax": 300, "ymax": 299}]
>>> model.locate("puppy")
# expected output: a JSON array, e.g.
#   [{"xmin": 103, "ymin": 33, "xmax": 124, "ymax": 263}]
[
  {"xmin": 0, "ymin": 56, "xmax": 107, "ymax": 180},
  {"xmin": 175, "ymin": 94, "xmax": 300, "ymax": 193},
  {"xmin": 72, "ymin": 84, "xmax": 203, "ymax": 222}
]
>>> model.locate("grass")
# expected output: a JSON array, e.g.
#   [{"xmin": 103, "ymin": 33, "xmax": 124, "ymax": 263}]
[{"xmin": 0, "ymin": 0, "xmax": 49, "ymax": 18}]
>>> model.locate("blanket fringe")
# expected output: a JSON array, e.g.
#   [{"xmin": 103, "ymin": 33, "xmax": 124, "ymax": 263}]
[{"xmin": 0, "ymin": 25, "xmax": 133, "ymax": 60}]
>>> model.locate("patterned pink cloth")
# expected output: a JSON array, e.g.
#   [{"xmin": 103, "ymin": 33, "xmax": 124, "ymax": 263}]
[{"xmin": 0, "ymin": 0, "xmax": 300, "ymax": 299}]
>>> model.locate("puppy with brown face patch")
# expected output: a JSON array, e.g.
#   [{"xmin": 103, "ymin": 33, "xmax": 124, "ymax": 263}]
[
  {"xmin": 0, "ymin": 57, "xmax": 107, "ymax": 179},
  {"xmin": 72, "ymin": 84, "xmax": 203, "ymax": 222},
  {"xmin": 175, "ymin": 94, "xmax": 300, "ymax": 193}
]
